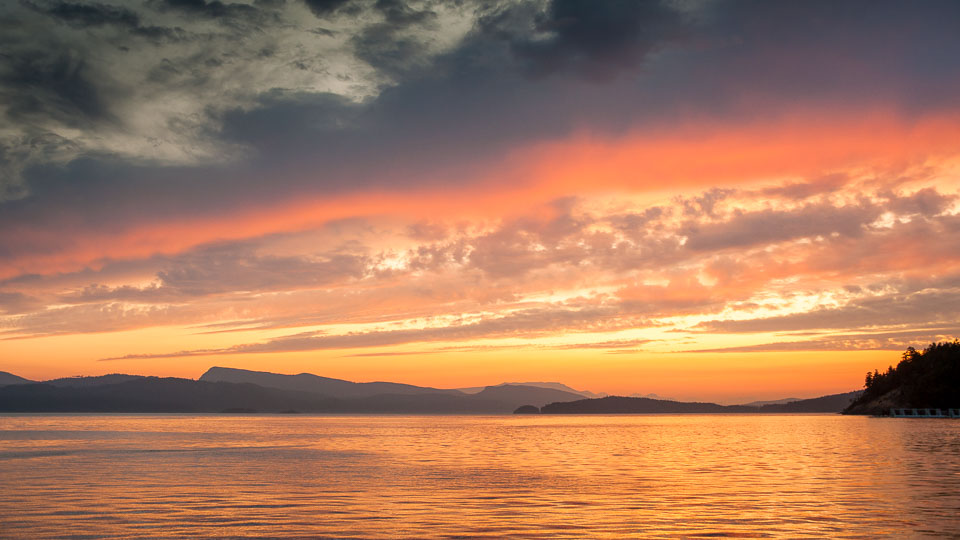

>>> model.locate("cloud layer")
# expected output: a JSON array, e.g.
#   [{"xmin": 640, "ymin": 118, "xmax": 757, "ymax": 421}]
[{"xmin": 2, "ymin": 0, "xmax": 960, "ymax": 397}]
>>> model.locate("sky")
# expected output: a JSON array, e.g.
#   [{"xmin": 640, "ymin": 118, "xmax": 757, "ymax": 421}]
[{"xmin": 2, "ymin": 0, "xmax": 960, "ymax": 403}]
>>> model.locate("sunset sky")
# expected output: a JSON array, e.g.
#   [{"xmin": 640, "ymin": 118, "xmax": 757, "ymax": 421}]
[{"xmin": 2, "ymin": 0, "xmax": 960, "ymax": 402}]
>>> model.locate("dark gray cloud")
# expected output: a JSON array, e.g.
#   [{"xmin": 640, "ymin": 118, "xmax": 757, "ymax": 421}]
[
  {"xmin": 0, "ymin": 47, "xmax": 111, "ymax": 127},
  {"xmin": 154, "ymin": 0, "xmax": 264, "ymax": 21},
  {"xmin": 303, "ymin": 0, "xmax": 352, "ymax": 18},
  {"xmin": 683, "ymin": 201, "xmax": 881, "ymax": 252},
  {"xmin": 680, "ymin": 188, "xmax": 734, "ymax": 218},
  {"xmin": 50, "ymin": 238, "xmax": 370, "ymax": 304},
  {"xmin": 885, "ymin": 187, "xmax": 955, "ymax": 217},
  {"xmin": 0, "ymin": 292, "xmax": 41, "ymax": 315},
  {"xmin": 38, "ymin": 1, "xmax": 140, "ymax": 29},
  {"xmin": 28, "ymin": 0, "xmax": 184, "ymax": 40},
  {"xmin": 372, "ymin": 0, "xmax": 435, "ymax": 26},
  {"xmin": 352, "ymin": 12, "xmax": 438, "ymax": 80},
  {"xmin": 0, "ymin": 0, "xmax": 959, "ymax": 294},
  {"xmin": 0, "ymin": 301, "xmax": 202, "ymax": 337},
  {"xmin": 481, "ymin": 0, "xmax": 686, "ymax": 80},
  {"xmin": 761, "ymin": 174, "xmax": 849, "ymax": 200},
  {"xmin": 695, "ymin": 0, "xmax": 960, "ymax": 113},
  {"xmin": 156, "ymin": 244, "xmax": 368, "ymax": 296}
]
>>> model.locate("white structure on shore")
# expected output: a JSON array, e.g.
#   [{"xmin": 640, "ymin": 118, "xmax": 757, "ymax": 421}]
[{"xmin": 889, "ymin": 408, "xmax": 960, "ymax": 418}]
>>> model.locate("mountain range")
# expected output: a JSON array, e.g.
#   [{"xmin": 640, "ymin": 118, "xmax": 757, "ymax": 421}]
[
  {"xmin": 200, "ymin": 366, "xmax": 462, "ymax": 398},
  {"xmin": 456, "ymin": 381, "xmax": 604, "ymax": 399},
  {"xmin": 0, "ymin": 367, "xmax": 587, "ymax": 414},
  {"xmin": 0, "ymin": 368, "xmax": 859, "ymax": 414}
]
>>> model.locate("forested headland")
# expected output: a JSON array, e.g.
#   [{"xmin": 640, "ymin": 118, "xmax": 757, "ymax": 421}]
[{"xmin": 844, "ymin": 341, "xmax": 960, "ymax": 415}]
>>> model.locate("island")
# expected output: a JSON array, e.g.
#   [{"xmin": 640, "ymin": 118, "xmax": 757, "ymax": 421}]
[
  {"xmin": 513, "ymin": 405, "xmax": 540, "ymax": 414},
  {"xmin": 534, "ymin": 392, "xmax": 859, "ymax": 414}
]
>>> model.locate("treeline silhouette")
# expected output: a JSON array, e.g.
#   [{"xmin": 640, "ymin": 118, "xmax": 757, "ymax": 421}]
[{"xmin": 848, "ymin": 340, "xmax": 960, "ymax": 411}]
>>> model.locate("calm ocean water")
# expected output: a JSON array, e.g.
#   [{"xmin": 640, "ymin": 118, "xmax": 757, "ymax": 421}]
[{"xmin": 1, "ymin": 414, "xmax": 958, "ymax": 538}]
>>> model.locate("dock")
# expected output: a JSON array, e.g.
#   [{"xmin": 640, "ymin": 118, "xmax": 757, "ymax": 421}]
[{"xmin": 889, "ymin": 408, "xmax": 960, "ymax": 418}]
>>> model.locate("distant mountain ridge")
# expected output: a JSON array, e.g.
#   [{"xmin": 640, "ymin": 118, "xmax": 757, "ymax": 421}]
[
  {"xmin": 0, "ymin": 367, "xmax": 860, "ymax": 414},
  {"xmin": 200, "ymin": 367, "xmax": 586, "ymax": 407},
  {"xmin": 760, "ymin": 391, "xmax": 861, "ymax": 413},
  {"xmin": 467, "ymin": 384, "xmax": 590, "ymax": 406},
  {"xmin": 457, "ymin": 381, "xmax": 604, "ymax": 399},
  {"xmin": 741, "ymin": 397, "xmax": 801, "ymax": 407},
  {"xmin": 0, "ymin": 377, "xmax": 522, "ymax": 414},
  {"xmin": 44, "ymin": 374, "xmax": 144, "ymax": 388},
  {"xmin": 0, "ymin": 368, "xmax": 588, "ymax": 413},
  {"xmin": 513, "ymin": 382, "xmax": 606, "ymax": 399},
  {"xmin": 0, "ymin": 371, "xmax": 33, "ymax": 387},
  {"xmin": 629, "ymin": 393, "xmax": 672, "ymax": 400},
  {"xmin": 199, "ymin": 366, "xmax": 464, "ymax": 398}
]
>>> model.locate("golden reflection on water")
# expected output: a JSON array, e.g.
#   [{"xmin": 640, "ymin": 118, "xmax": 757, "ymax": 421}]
[{"xmin": 1, "ymin": 414, "xmax": 958, "ymax": 538}]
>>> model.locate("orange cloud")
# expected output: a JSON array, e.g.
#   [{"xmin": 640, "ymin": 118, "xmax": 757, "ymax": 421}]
[{"xmin": 3, "ymin": 109, "xmax": 959, "ymax": 280}]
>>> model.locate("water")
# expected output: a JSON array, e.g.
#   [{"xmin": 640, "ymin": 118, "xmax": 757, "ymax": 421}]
[{"xmin": 1, "ymin": 414, "xmax": 958, "ymax": 538}]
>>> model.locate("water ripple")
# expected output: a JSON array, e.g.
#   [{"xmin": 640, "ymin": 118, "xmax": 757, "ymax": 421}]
[{"xmin": 0, "ymin": 414, "xmax": 958, "ymax": 538}]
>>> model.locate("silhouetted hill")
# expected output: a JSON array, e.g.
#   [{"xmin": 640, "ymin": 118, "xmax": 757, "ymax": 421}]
[
  {"xmin": 459, "ymin": 382, "xmax": 604, "ymax": 398},
  {"xmin": 0, "ymin": 371, "xmax": 33, "ymax": 386},
  {"xmin": 758, "ymin": 391, "xmax": 860, "ymax": 413},
  {"xmin": 514, "ymin": 405, "xmax": 540, "ymax": 414},
  {"xmin": 0, "ymin": 367, "xmax": 865, "ymax": 415},
  {"xmin": 741, "ymin": 397, "xmax": 800, "ymax": 407},
  {"xmin": 541, "ymin": 396, "xmax": 755, "ymax": 414},
  {"xmin": 472, "ymin": 384, "xmax": 585, "ymax": 407},
  {"xmin": 0, "ymin": 377, "xmax": 571, "ymax": 414},
  {"xmin": 44, "ymin": 374, "xmax": 144, "ymax": 387},
  {"xmin": 505, "ymin": 382, "xmax": 605, "ymax": 398},
  {"xmin": 200, "ymin": 367, "xmax": 463, "ymax": 398},
  {"xmin": 540, "ymin": 391, "xmax": 859, "ymax": 414},
  {"xmin": 0, "ymin": 378, "xmax": 328, "ymax": 413},
  {"xmin": 845, "ymin": 341, "xmax": 960, "ymax": 415}
]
